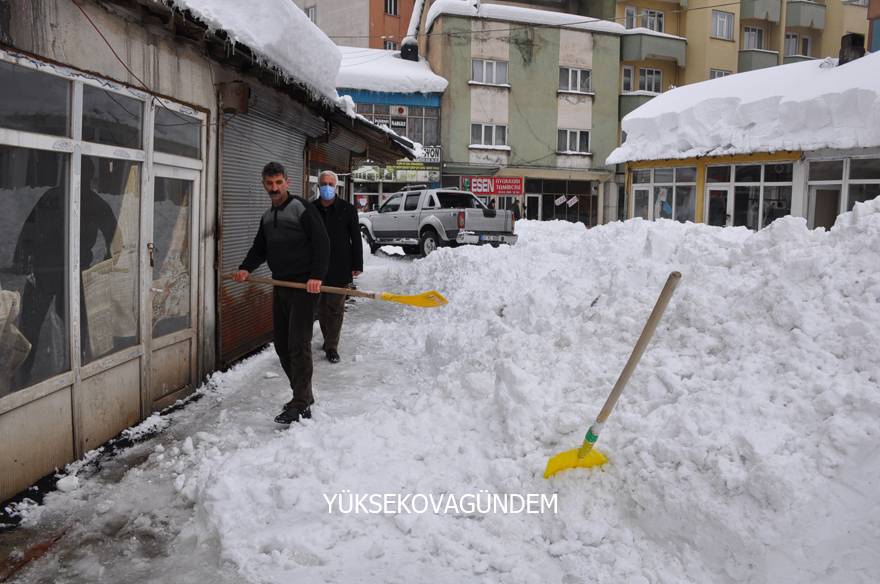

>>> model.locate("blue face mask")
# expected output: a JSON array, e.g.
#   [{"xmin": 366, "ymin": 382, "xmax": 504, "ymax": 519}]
[{"xmin": 319, "ymin": 185, "xmax": 336, "ymax": 201}]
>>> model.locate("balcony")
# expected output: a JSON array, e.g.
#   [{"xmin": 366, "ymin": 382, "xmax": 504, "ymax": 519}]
[
  {"xmin": 786, "ymin": 0, "xmax": 826, "ymax": 30},
  {"xmin": 738, "ymin": 49, "xmax": 780, "ymax": 72},
  {"xmin": 740, "ymin": 0, "xmax": 781, "ymax": 23},
  {"xmin": 783, "ymin": 54, "xmax": 817, "ymax": 64},
  {"xmin": 621, "ymin": 32, "xmax": 687, "ymax": 67},
  {"xmin": 619, "ymin": 93, "xmax": 657, "ymax": 120}
]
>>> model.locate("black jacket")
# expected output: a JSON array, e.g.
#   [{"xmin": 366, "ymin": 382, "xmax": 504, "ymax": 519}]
[
  {"xmin": 239, "ymin": 194, "xmax": 330, "ymax": 283},
  {"xmin": 312, "ymin": 196, "xmax": 363, "ymax": 286}
]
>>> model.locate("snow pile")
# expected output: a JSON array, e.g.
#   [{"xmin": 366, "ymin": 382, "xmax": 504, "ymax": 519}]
[
  {"xmin": 184, "ymin": 201, "xmax": 880, "ymax": 582},
  {"xmin": 169, "ymin": 0, "xmax": 342, "ymax": 102},
  {"xmin": 608, "ymin": 52, "xmax": 880, "ymax": 163},
  {"xmin": 336, "ymin": 47, "xmax": 448, "ymax": 94},
  {"xmin": 426, "ymin": 0, "xmax": 625, "ymax": 35}
]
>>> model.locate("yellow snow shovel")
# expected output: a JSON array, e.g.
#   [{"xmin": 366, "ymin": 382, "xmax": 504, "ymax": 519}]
[
  {"xmin": 223, "ymin": 275, "xmax": 448, "ymax": 308},
  {"xmin": 544, "ymin": 272, "xmax": 682, "ymax": 479}
]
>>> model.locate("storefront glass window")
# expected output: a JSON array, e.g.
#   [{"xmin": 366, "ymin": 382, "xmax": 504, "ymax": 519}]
[
  {"xmin": 847, "ymin": 184, "xmax": 880, "ymax": 211},
  {"xmin": 735, "ymin": 165, "xmax": 761, "ymax": 183},
  {"xmin": 849, "ymin": 158, "xmax": 880, "ymax": 180},
  {"xmin": 633, "ymin": 189, "xmax": 650, "ymax": 219},
  {"xmin": 152, "ymin": 177, "xmax": 192, "ymax": 337},
  {"xmin": 0, "ymin": 146, "xmax": 69, "ymax": 396},
  {"xmin": 675, "ymin": 185, "xmax": 695, "ymax": 223},
  {"xmin": 809, "ymin": 160, "xmax": 843, "ymax": 181},
  {"xmin": 706, "ymin": 166, "xmax": 731, "ymax": 183},
  {"xmin": 675, "ymin": 167, "xmax": 697, "ymax": 183},
  {"xmin": 80, "ymin": 156, "xmax": 141, "ymax": 363},
  {"xmin": 655, "ymin": 186, "xmax": 673, "ymax": 219},
  {"xmin": 761, "ymin": 185, "xmax": 792, "ymax": 227},
  {"xmin": 0, "ymin": 61, "xmax": 70, "ymax": 137},
  {"xmin": 154, "ymin": 107, "xmax": 201, "ymax": 159},
  {"xmin": 82, "ymin": 85, "xmax": 143, "ymax": 149},
  {"xmin": 734, "ymin": 185, "xmax": 761, "ymax": 229},
  {"xmin": 633, "ymin": 170, "xmax": 651, "ymax": 184}
]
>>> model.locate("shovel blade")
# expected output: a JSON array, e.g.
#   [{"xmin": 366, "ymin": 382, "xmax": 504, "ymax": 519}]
[
  {"xmin": 379, "ymin": 290, "xmax": 448, "ymax": 308},
  {"xmin": 543, "ymin": 447, "xmax": 608, "ymax": 479}
]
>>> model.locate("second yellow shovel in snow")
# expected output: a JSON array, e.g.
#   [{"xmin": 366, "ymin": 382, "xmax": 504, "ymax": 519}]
[{"xmin": 544, "ymin": 272, "xmax": 681, "ymax": 479}]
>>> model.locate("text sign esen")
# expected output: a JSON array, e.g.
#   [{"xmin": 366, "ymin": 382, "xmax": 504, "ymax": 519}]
[{"xmin": 460, "ymin": 176, "xmax": 524, "ymax": 196}]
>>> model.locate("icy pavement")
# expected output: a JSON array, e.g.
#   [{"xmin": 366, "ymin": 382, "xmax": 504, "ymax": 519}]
[{"xmin": 4, "ymin": 204, "xmax": 880, "ymax": 583}]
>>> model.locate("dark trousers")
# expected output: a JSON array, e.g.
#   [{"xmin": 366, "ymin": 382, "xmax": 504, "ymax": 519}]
[
  {"xmin": 272, "ymin": 286, "xmax": 317, "ymax": 411},
  {"xmin": 317, "ymin": 292, "xmax": 347, "ymax": 352}
]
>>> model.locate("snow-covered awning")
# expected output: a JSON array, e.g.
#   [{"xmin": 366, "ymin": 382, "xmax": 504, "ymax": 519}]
[
  {"xmin": 167, "ymin": 0, "xmax": 341, "ymax": 103},
  {"xmin": 336, "ymin": 47, "xmax": 448, "ymax": 94},
  {"xmin": 425, "ymin": 0, "xmax": 625, "ymax": 35},
  {"xmin": 607, "ymin": 52, "xmax": 880, "ymax": 165}
]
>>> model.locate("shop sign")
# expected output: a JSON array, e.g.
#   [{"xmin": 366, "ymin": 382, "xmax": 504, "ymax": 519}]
[
  {"xmin": 554, "ymin": 195, "xmax": 567, "ymax": 206},
  {"xmin": 566, "ymin": 196, "xmax": 578, "ymax": 207},
  {"xmin": 460, "ymin": 176, "xmax": 524, "ymax": 195}
]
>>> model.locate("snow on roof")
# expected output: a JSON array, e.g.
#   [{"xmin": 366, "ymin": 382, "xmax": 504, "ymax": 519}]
[
  {"xmin": 608, "ymin": 52, "xmax": 880, "ymax": 164},
  {"xmin": 620, "ymin": 26, "xmax": 686, "ymax": 41},
  {"xmin": 169, "ymin": 0, "xmax": 341, "ymax": 102},
  {"xmin": 425, "ymin": 0, "xmax": 625, "ymax": 35},
  {"xmin": 336, "ymin": 47, "xmax": 448, "ymax": 94}
]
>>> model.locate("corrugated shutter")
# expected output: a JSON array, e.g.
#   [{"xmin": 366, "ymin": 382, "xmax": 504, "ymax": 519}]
[{"xmin": 218, "ymin": 83, "xmax": 325, "ymax": 364}]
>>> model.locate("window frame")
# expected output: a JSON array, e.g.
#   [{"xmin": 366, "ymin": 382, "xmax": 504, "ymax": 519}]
[
  {"xmin": 743, "ymin": 26, "xmax": 764, "ymax": 50},
  {"xmin": 383, "ymin": 39, "xmax": 398, "ymax": 50},
  {"xmin": 638, "ymin": 67, "xmax": 662, "ymax": 93},
  {"xmin": 624, "ymin": 6, "xmax": 636, "ymax": 29},
  {"xmin": 385, "ymin": 0, "xmax": 398, "ymax": 16},
  {"xmin": 709, "ymin": 69, "xmax": 732, "ymax": 79},
  {"xmin": 305, "ymin": 5, "xmax": 317, "ymax": 23},
  {"xmin": 470, "ymin": 122, "xmax": 508, "ymax": 147},
  {"xmin": 712, "ymin": 10, "xmax": 734, "ymax": 41},
  {"xmin": 628, "ymin": 166, "xmax": 697, "ymax": 222},
  {"xmin": 622, "ymin": 65, "xmax": 634, "ymax": 92},
  {"xmin": 556, "ymin": 129, "xmax": 591, "ymax": 154},
  {"xmin": 785, "ymin": 32, "xmax": 798, "ymax": 56},
  {"xmin": 558, "ymin": 67, "xmax": 592, "ymax": 93},
  {"xmin": 639, "ymin": 9, "xmax": 665, "ymax": 33},
  {"xmin": 471, "ymin": 58, "xmax": 510, "ymax": 86}
]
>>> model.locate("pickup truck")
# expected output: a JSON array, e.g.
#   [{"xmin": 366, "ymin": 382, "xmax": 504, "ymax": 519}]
[{"xmin": 359, "ymin": 188, "xmax": 518, "ymax": 256}]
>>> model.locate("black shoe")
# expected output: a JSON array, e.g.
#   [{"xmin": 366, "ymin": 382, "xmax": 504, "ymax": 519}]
[
  {"xmin": 274, "ymin": 406, "xmax": 311, "ymax": 425},
  {"xmin": 325, "ymin": 350, "xmax": 340, "ymax": 363}
]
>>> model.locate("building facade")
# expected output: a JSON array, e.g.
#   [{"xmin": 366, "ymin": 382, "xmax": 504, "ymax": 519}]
[
  {"xmin": 870, "ymin": 0, "xmax": 880, "ymax": 50},
  {"xmin": 293, "ymin": 0, "xmax": 416, "ymax": 49},
  {"xmin": 422, "ymin": 6, "xmax": 623, "ymax": 225}
]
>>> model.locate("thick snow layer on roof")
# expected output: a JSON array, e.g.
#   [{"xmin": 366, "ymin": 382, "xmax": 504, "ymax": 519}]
[
  {"xmin": 336, "ymin": 47, "xmax": 448, "ymax": 94},
  {"xmin": 608, "ymin": 52, "xmax": 880, "ymax": 164},
  {"xmin": 620, "ymin": 26, "xmax": 686, "ymax": 41},
  {"xmin": 426, "ymin": 0, "xmax": 625, "ymax": 35},
  {"xmin": 170, "ymin": 0, "xmax": 341, "ymax": 102}
]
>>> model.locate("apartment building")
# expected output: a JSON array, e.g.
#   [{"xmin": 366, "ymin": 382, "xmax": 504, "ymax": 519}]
[{"xmin": 293, "ymin": 0, "xmax": 416, "ymax": 49}]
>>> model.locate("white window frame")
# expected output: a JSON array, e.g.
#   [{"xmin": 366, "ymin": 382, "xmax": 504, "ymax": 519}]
[
  {"xmin": 470, "ymin": 122, "xmax": 507, "ymax": 147},
  {"xmin": 800, "ymin": 35, "xmax": 812, "ymax": 57},
  {"xmin": 305, "ymin": 5, "xmax": 316, "ymax": 23},
  {"xmin": 709, "ymin": 69, "xmax": 732, "ymax": 79},
  {"xmin": 557, "ymin": 129, "xmax": 591, "ymax": 154},
  {"xmin": 701, "ymin": 163, "xmax": 795, "ymax": 229},
  {"xmin": 624, "ymin": 6, "xmax": 637, "ymax": 29},
  {"xmin": 743, "ymin": 26, "xmax": 764, "ymax": 50},
  {"xmin": 471, "ymin": 59, "xmax": 509, "ymax": 86},
  {"xmin": 622, "ymin": 65, "xmax": 633, "ymax": 92},
  {"xmin": 785, "ymin": 32, "xmax": 798, "ymax": 56},
  {"xmin": 384, "ymin": 39, "xmax": 398, "ymax": 50},
  {"xmin": 558, "ymin": 67, "xmax": 592, "ymax": 93},
  {"xmin": 628, "ymin": 167, "xmax": 697, "ymax": 222},
  {"xmin": 712, "ymin": 10, "xmax": 734, "ymax": 41},
  {"xmin": 385, "ymin": 0, "xmax": 398, "ymax": 16},
  {"xmin": 639, "ymin": 67, "xmax": 662, "ymax": 93},
  {"xmin": 639, "ymin": 9, "xmax": 665, "ymax": 33}
]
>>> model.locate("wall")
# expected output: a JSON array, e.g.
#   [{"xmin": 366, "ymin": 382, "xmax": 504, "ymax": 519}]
[
  {"xmin": 684, "ymin": 0, "xmax": 740, "ymax": 84},
  {"xmin": 369, "ymin": 0, "xmax": 415, "ymax": 48},
  {"xmin": 292, "ymin": 0, "xmax": 370, "ymax": 48}
]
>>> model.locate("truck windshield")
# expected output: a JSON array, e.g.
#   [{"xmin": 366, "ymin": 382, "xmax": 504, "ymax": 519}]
[{"xmin": 436, "ymin": 192, "xmax": 485, "ymax": 209}]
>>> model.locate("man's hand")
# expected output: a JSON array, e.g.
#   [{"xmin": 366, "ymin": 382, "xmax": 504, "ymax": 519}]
[
  {"xmin": 232, "ymin": 270, "xmax": 250, "ymax": 282},
  {"xmin": 352, "ymin": 271, "xmax": 362, "ymax": 278},
  {"xmin": 306, "ymin": 279, "xmax": 322, "ymax": 294}
]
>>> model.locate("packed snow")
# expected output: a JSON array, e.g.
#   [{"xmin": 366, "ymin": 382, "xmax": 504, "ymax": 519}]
[
  {"xmin": 336, "ymin": 47, "xmax": 448, "ymax": 94},
  {"xmin": 425, "ymin": 0, "xmax": 625, "ymax": 35},
  {"xmin": 168, "ymin": 0, "xmax": 341, "ymax": 102},
  {"xmin": 5, "ymin": 201, "xmax": 880, "ymax": 583},
  {"xmin": 608, "ymin": 52, "xmax": 880, "ymax": 164}
]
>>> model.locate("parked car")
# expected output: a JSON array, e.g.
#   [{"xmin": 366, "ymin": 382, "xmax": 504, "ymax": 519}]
[{"xmin": 359, "ymin": 188, "xmax": 518, "ymax": 256}]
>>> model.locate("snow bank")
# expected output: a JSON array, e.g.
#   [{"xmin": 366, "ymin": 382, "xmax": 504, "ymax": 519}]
[
  {"xmin": 426, "ymin": 0, "xmax": 625, "ymax": 35},
  {"xmin": 608, "ymin": 52, "xmax": 880, "ymax": 163},
  {"xmin": 336, "ymin": 47, "xmax": 448, "ymax": 94},
  {"xmin": 186, "ymin": 200, "xmax": 880, "ymax": 582},
  {"xmin": 169, "ymin": 0, "xmax": 342, "ymax": 102}
]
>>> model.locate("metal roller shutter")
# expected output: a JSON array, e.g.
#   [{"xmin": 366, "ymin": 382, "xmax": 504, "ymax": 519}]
[{"xmin": 218, "ymin": 83, "xmax": 325, "ymax": 364}]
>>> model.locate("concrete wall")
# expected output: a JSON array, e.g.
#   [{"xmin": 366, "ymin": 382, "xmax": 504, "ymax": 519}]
[
  {"xmin": 429, "ymin": 16, "xmax": 472, "ymax": 168},
  {"xmin": 820, "ymin": 1, "xmax": 869, "ymax": 58},
  {"xmin": 293, "ymin": 0, "xmax": 370, "ymax": 48},
  {"xmin": 590, "ymin": 33, "xmax": 620, "ymax": 172},
  {"xmin": 684, "ymin": 0, "xmax": 740, "ymax": 84}
]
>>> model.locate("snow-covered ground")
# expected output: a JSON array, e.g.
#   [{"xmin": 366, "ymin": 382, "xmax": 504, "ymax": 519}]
[{"xmin": 4, "ymin": 201, "xmax": 880, "ymax": 583}]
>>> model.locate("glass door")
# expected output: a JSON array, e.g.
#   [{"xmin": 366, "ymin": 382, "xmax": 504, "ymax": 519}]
[
  {"xmin": 633, "ymin": 187, "xmax": 650, "ymax": 219},
  {"xmin": 808, "ymin": 185, "xmax": 841, "ymax": 230},
  {"xmin": 526, "ymin": 194, "xmax": 540, "ymax": 219},
  {"xmin": 705, "ymin": 187, "xmax": 731, "ymax": 226}
]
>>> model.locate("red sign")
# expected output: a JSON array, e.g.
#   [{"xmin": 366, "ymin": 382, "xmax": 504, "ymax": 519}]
[{"xmin": 460, "ymin": 176, "xmax": 524, "ymax": 195}]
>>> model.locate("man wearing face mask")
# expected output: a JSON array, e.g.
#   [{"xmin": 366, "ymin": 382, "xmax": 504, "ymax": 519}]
[
  {"xmin": 232, "ymin": 162, "xmax": 330, "ymax": 424},
  {"xmin": 312, "ymin": 170, "xmax": 363, "ymax": 364}
]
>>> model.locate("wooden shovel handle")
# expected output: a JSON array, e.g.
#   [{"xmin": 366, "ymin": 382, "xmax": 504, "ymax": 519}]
[
  {"xmin": 596, "ymin": 272, "xmax": 681, "ymax": 424},
  {"xmin": 223, "ymin": 274, "xmax": 377, "ymax": 300}
]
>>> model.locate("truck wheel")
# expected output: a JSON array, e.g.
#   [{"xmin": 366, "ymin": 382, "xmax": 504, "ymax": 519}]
[
  {"xmin": 361, "ymin": 226, "xmax": 379, "ymax": 255},
  {"xmin": 419, "ymin": 229, "xmax": 440, "ymax": 256}
]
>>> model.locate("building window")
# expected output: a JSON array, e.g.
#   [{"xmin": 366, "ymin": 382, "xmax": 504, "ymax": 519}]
[
  {"xmin": 709, "ymin": 69, "xmax": 732, "ymax": 79},
  {"xmin": 743, "ymin": 26, "xmax": 764, "ymax": 50},
  {"xmin": 622, "ymin": 66, "xmax": 633, "ymax": 91},
  {"xmin": 385, "ymin": 0, "xmax": 398, "ymax": 16},
  {"xmin": 639, "ymin": 68, "xmax": 662, "ymax": 93},
  {"xmin": 558, "ymin": 67, "xmax": 591, "ymax": 92},
  {"xmin": 712, "ymin": 10, "xmax": 734, "ymax": 40},
  {"xmin": 628, "ymin": 167, "xmax": 696, "ymax": 222},
  {"xmin": 384, "ymin": 40, "xmax": 398, "ymax": 50},
  {"xmin": 639, "ymin": 9, "xmax": 664, "ymax": 33},
  {"xmin": 625, "ymin": 6, "xmax": 636, "ymax": 29},
  {"xmin": 305, "ymin": 5, "xmax": 316, "ymax": 23},
  {"xmin": 557, "ymin": 129, "xmax": 590, "ymax": 154},
  {"xmin": 471, "ymin": 59, "xmax": 509, "ymax": 85},
  {"xmin": 847, "ymin": 157, "xmax": 880, "ymax": 211},
  {"xmin": 471, "ymin": 123, "xmax": 507, "ymax": 146},
  {"xmin": 800, "ymin": 36, "xmax": 812, "ymax": 57},
  {"xmin": 785, "ymin": 33, "xmax": 798, "ymax": 56},
  {"xmin": 706, "ymin": 163, "xmax": 794, "ymax": 229}
]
